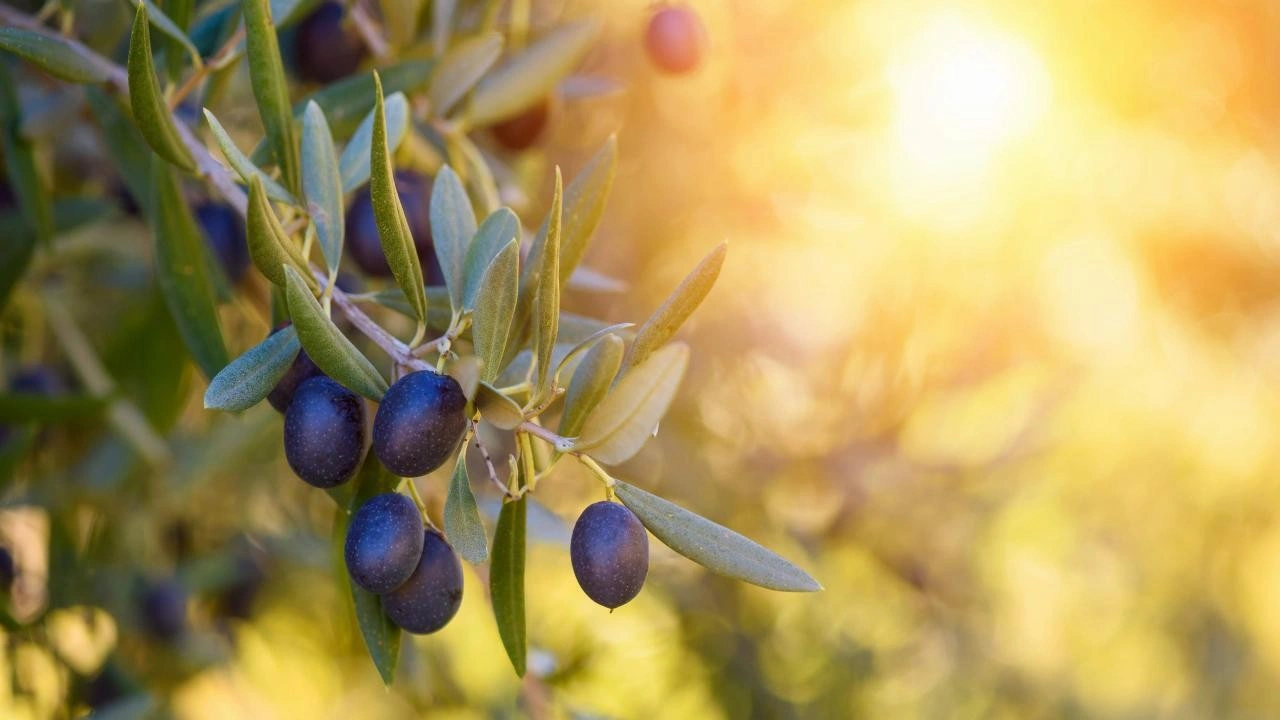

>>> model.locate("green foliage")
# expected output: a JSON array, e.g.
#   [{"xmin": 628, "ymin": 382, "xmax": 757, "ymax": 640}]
[
  {"xmin": 203, "ymin": 327, "xmax": 300, "ymax": 412},
  {"xmin": 0, "ymin": 28, "xmax": 107, "ymax": 83},
  {"xmin": 127, "ymin": 6, "xmax": 197, "ymax": 173},
  {"xmin": 369, "ymin": 76, "xmax": 428, "ymax": 328},
  {"xmin": 444, "ymin": 452, "xmax": 488, "ymax": 564},
  {"xmin": 490, "ymin": 496, "xmax": 527, "ymax": 677}
]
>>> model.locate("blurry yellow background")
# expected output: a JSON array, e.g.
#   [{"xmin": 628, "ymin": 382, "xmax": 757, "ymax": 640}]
[{"xmin": 12, "ymin": 0, "xmax": 1280, "ymax": 717}]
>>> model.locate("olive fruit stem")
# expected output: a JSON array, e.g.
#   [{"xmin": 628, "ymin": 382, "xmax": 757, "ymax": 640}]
[
  {"xmin": 470, "ymin": 421, "xmax": 515, "ymax": 498},
  {"xmin": 575, "ymin": 454, "xmax": 617, "ymax": 490},
  {"xmin": 401, "ymin": 477, "xmax": 437, "ymax": 529},
  {"xmin": 518, "ymin": 431, "xmax": 537, "ymax": 493},
  {"xmin": 517, "ymin": 421, "xmax": 575, "ymax": 453}
]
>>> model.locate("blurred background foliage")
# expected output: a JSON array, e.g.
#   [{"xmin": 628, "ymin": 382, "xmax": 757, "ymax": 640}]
[{"xmin": 4, "ymin": 0, "xmax": 1280, "ymax": 717}]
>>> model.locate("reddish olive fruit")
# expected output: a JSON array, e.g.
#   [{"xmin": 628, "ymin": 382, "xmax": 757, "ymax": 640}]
[
  {"xmin": 571, "ymin": 501, "xmax": 649, "ymax": 609},
  {"xmin": 283, "ymin": 376, "xmax": 367, "ymax": 488},
  {"xmin": 490, "ymin": 100, "xmax": 549, "ymax": 152},
  {"xmin": 645, "ymin": 5, "xmax": 705, "ymax": 75},
  {"xmin": 345, "ymin": 170, "xmax": 444, "ymax": 284},
  {"xmin": 381, "ymin": 530, "xmax": 463, "ymax": 634},
  {"xmin": 294, "ymin": 2, "xmax": 368, "ymax": 84},
  {"xmin": 372, "ymin": 370, "xmax": 467, "ymax": 478},
  {"xmin": 345, "ymin": 492, "xmax": 425, "ymax": 594}
]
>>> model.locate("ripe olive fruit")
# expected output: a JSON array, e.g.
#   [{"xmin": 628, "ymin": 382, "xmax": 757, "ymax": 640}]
[
  {"xmin": 380, "ymin": 530, "xmax": 463, "ymax": 634},
  {"xmin": 570, "ymin": 501, "xmax": 649, "ymax": 609},
  {"xmin": 372, "ymin": 370, "xmax": 467, "ymax": 478},
  {"xmin": 345, "ymin": 170, "xmax": 443, "ymax": 284},
  {"xmin": 344, "ymin": 492, "xmax": 425, "ymax": 594},
  {"xmin": 195, "ymin": 202, "xmax": 250, "ymax": 286},
  {"xmin": 490, "ymin": 99, "xmax": 549, "ymax": 152},
  {"xmin": 266, "ymin": 324, "xmax": 325, "ymax": 413},
  {"xmin": 139, "ymin": 579, "xmax": 188, "ymax": 641},
  {"xmin": 283, "ymin": 376, "xmax": 367, "ymax": 488},
  {"xmin": 294, "ymin": 1, "xmax": 368, "ymax": 84}
]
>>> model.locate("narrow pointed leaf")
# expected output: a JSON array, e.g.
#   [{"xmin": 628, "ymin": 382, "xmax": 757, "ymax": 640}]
[
  {"xmin": 462, "ymin": 208, "xmax": 520, "ymax": 312},
  {"xmin": 85, "ymin": 87, "xmax": 152, "ymax": 216},
  {"xmin": 203, "ymin": 327, "xmax": 300, "ymax": 411},
  {"xmin": 126, "ymin": 0, "xmax": 203, "ymax": 69},
  {"xmin": 452, "ymin": 131, "xmax": 500, "ymax": 217},
  {"xmin": 475, "ymin": 381, "xmax": 523, "ymax": 430},
  {"xmin": 554, "ymin": 322, "xmax": 633, "ymax": 385},
  {"xmin": 614, "ymin": 481, "xmax": 822, "ymax": 592},
  {"xmin": 338, "ymin": 455, "xmax": 403, "ymax": 685},
  {"xmin": 339, "ymin": 92, "xmax": 408, "ymax": 193},
  {"xmin": 127, "ymin": 7, "xmax": 196, "ymax": 173},
  {"xmin": 468, "ymin": 20, "xmax": 600, "ymax": 126},
  {"xmin": 491, "ymin": 496, "xmax": 527, "ymax": 677},
  {"xmin": 161, "ymin": 0, "xmax": 195, "ymax": 80},
  {"xmin": 247, "ymin": 177, "xmax": 314, "ymax": 289},
  {"xmin": 0, "ymin": 29, "xmax": 108, "ymax": 84},
  {"xmin": 559, "ymin": 334, "xmax": 623, "ymax": 438},
  {"xmin": 369, "ymin": 74, "xmax": 428, "ymax": 326},
  {"xmin": 301, "ymin": 102, "xmax": 344, "ymax": 273},
  {"xmin": 150, "ymin": 158, "xmax": 229, "ymax": 379},
  {"xmin": 573, "ymin": 342, "xmax": 688, "ymax": 464},
  {"xmin": 429, "ymin": 165, "xmax": 476, "ymax": 312},
  {"xmin": 243, "ymin": 0, "xmax": 300, "ymax": 192},
  {"xmin": 204, "ymin": 109, "xmax": 296, "ymax": 205},
  {"xmin": 283, "ymin": 265, "xmax": 388, "ymax": 400},
  {"xmin": 473, "ymin": 241, "xmax": 519, "ymax": 383},
  {"xmin": 626, "ymin": 242, "xmax": 726, "ymax": 371},
  {"xmin": 428, "ymin": 32, "xmax": 503, "ymax": 117},
  {"xmin": 0, "ymin": 64, "xmax": 51, "ymax": 246},
  {"xmin": 534, "ymin": 169, "xmax": 562, "ymax": 394},
  {"xmin": 444, "ymin": 453, "xmax": 488, "ymax": 564}
]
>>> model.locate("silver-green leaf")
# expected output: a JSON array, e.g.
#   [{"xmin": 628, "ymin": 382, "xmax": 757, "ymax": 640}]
[
  {"xmin": 0, "ymin": 28, "xmax": 109, "ymax": 84},
  {"xmin": 533, "ymin": 168, "xmax": 563, "ymax": 395},
  {"xmin": 475, "ymin": 381, "xmax": 523, "ymax": 430},
  {"xmin": 472, "ymin": 241, "xmax": 519, "ymax": 383},
  {"xmin": 573, "ymin": 342, "xmax": 688, "ymax": 465},
  {"xmin": 429, "ymin": 31, "xmax": 503, "ymax": 117},
  {"xmin": 614, "ymin": 481, "xmax": 821, "ymax": 592},
  {"xmin": 369, "ymin": 74, "xmax": 428, "ymax": 328},
  {"xmin": 339, "ymin": 91, "xmax": 409, "ymax": 193},
  {"xmin": 126, "ymin": 0, "xmax": 203, "ymax": 70},
  {"xmin": 429, "ymin": 165, "xmax": 476, "ymax": 313},
  {"xmin": 203, "ymin": 326, "xmax": 299, "ymax": 411},
  {"xmin": 246, "ymin": 176, "xmax": 313, "ymax": 289},
  {"xmin": 243, "ymin": 0, "xmax": 300, "ymax": 192},
  {"xmin": 462, "ymin": 208, "xmax": 520, "ymax": 312},
  {"xmin": 468, "ymin": 20, "xmax": 600, "ymax": 126},
  {"xmin": 559, "ymin": 333, "xmax": 623, "ymax": 439},
  {"xmin": 301, "ymin": 101, "xmax": 344, "ymax": 273},
  {"xmin": 444, "ymin": 452, "xmax": 488, "ymax": 564},
  {"xmin": 204, "ymin": 109, "xmax": 297, "ymax": 205},
  {"xmin": 626, "ymin": 241, "xmax": 726, "ymax": 371},
  {"xmin": 283, "ymin": 265, "xmax": 388, "ymax": 400},
  {"xmin": 127, "ymin": 6, "xmax": 197, "ymax": 173}
]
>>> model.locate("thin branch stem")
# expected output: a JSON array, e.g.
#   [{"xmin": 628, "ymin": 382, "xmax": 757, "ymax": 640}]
[
  {"xmin": 575, "ymin": 454, "xmax": 616, "ymax": 489},
  {"xmin": 402, "ymin": 477, "xmax": 437, "ymax": 529},
  {"xmin": 517, "ymin": 421, "xmax": 574, "ymax": 452},
  {"xmin": 470, "ymin": 421, "xmax": 512, "ymax": 497},
  {"xmin": 168, "ymin": 26, "xmax": 245, "ymax": 110}
]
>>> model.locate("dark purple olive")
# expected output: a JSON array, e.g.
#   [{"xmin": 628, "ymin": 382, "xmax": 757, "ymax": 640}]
[
  {"xmin": 570, "ymin": 501, "xmax": 648, "ymax": 609},
  {"xmin": 345, "ymin": 170, "xmax": 444, "ymax": 284},
  {"xmin": 267, "ymin": 324, "xmax": 325, "ymax": 413},
  {"xmin": 195, "ymin": 202, "xmax": 250, "ymax": 286},
  {"xmin": 294, "ymin": 1, "xmax": 368, "ymax": 84},
  {"xmin": 380, "ymin": 530, "xmax": 463, "ymax": 634},
  {"xmin": 139, "ymin": 579, "xmax": 188, "ymax": 641},
  {"xmin": 344, "ymin": 492, "xmax": 424, "ymax": 594},
  {"xmin": 371, "ymin": 370, "xmax": 467, "ymax": 477},
  {"xmin": 283, "ymin": 376, "xmax": 367, "ymax": 488}
]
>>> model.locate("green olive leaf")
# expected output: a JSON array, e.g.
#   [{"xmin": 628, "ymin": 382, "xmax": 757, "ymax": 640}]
[
  {"xmin": 246, "ymin": 176, "xmax": 314, "ymax": 289},
  {"xmin": 467, "ymin": 20, "xmax": 600, "ymax": 126},
  {"xmin": 283, "ymin": 265, "xmax": 388, "ymax": 400},
  {"xmin": 444, "ymin": 451, "xmax": 488, "ymax": 564},
  {"xmin": 614, "ymin": 481, "xmax": 822, "ymax": 593},
  {"xmin": 379, "ymin": 0, "xmax": 424, "ymax": 49},
  {"xmin": 339, "ymin": 91, "xmax": 408, "ymax": 193},
  {"xmin": 429, "ymin": 31, "xmax": 503, "ymax": 117},
  {"xmin": 204, "ymin": 109, "xmax": 297, "ymax": 206},
  {"xmin": 0, "ymin": 28, "xmax": 109, "ymax": 84},
  {"xmin": 85, "ymin": 87, "xmax": 152, "ymax": 217},
  {"xmin": 573, "ymin": 342, "xmax": 688, "ymax": 465},
  {"xmin": 450, "ymin": 131, "xmax": 500, "ymax": 217},
  {"xmin": 462, "ymin": 208, "xmax": 520, "ymax": 312},
  {"xmin": 475, "ymin": 381, "xmax": 523, "ymax": 430},
  {"xmin": 160, "ymin": 0, "xmax": 195, "ymax": 80},
  {"xmin": 558, "ymin": 333, "xmax": 624, "ymax": 439},
  {"xmin": 150, "ymin": 157, "xmax": 229, "ymax": 379},
  {"xmin": 507, "ymin": 137, "xmax": 616, "ymax": 368},
  {"xmin": 554, "ymin": 322, "xmax": 634, "ymax": 387},
  {"xmin": 369, "ymin": 74, "xmax": 428, "ymax": 328},
  {"xmin": 337, "ymin": 455, "xmax": 402, "ymax": 685},
  {"xmin": 473, "ymin": 241, "xmax": 519, "ymax": 383},
  {"xmin": 490, "ymin": 495, "xmax": 526, "ymax": 677},
  {"xmin": 301, "ymin": 101, "xmax": 345, "ymax": 274},
  {"xmin": 429, "ymin": 165, "xmax": 476, "ymax": 314},
  {"xmin": 125, "ymin": 0, "xmax": 203, "ymax": 70},
  {"xmin": 203, "ymin": 326, "xmax": 300, "ymax": 411},
  {"xmin": 243, "ymin": 0, "xmax": 300, "ymax": 192},
  {"xmin": 0, "ymin": 63, "xmax": 51, "ymax": 247},
  {"xmin": 533, "ymin": 168, "xmax": 563, "ymax": 396},
  {"xmin": 127, "ymin": 6, "xmax": 197, "ymax": 173},
  {"xmin": 362, "ymin": 286, "xmax": 454, "ymax": 331},
  {"xmin": 270, "ymin": 0, "xmax": 325, "ymax": 28},
  {"xmin": 625, "ymin": 241, "xmax": 726, "ymax": 372}
]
